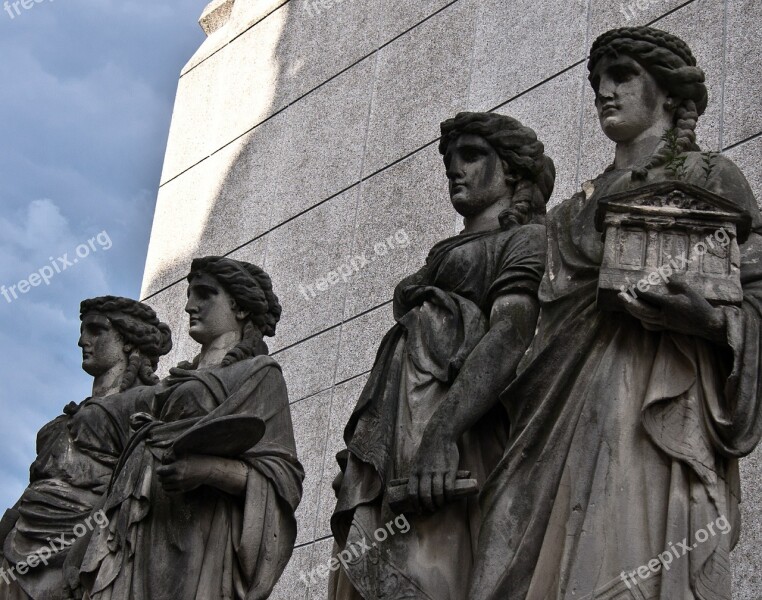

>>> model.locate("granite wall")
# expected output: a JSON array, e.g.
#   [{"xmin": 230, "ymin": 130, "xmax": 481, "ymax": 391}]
[{"xmin": 140, "ymin": 0, "xmax": 762, "ymax": 596}]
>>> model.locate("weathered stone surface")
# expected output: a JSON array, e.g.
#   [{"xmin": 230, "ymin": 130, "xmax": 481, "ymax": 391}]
[
  {"xmin": 373, "ymin": 0, "xmax": 454, "ymax": 42},
  {"xmin": 469, "ymin": 0, "xmax": 588, "ymax": 112},
  {"xmin": 657, "ymin": 0, "xmax": 726, "ymax": 150},
  {"xmin": 159, "ymin": 53, "xmax": 224, "ymax": 185},
  {"xmin": 735, "ymin": 445, "xmax": 762, "ymax": 598},
  {"xmin": 199, "ymin": 0, "xmax": 234, "ymax": 36},
  {"xmin": 291, "ymin": 391, "xmax": 332, "ymax": 545},
  {"xmin": 281, "ymin": 0, "xmax": 381, "ymax": 104},
  {"xmin": 274, "ymin": 326, "xmax": 341, "ymax": 402},
  {"xmin": 495, "ymin": 64, "xmax": 585, "ymax": 206},
  {"xmin": 724, "ymin": 0, "xmax": 762, "ymax": 147},
  {"xmin": 362, "ymin": 0, "xmax": 476, "ymax": 175},
  {"xmin": 314, "ymin": 375, "xmax": 369, "ymax": 539},
  {"xmin": 272, "ymin": 59, "xmax": 374, "ymax": 226},
  {"xmin": 228, "ymin": 0, "xmax": 291, "ymax": 38},
  {"xmin": 270, "ymin": 543, "xmax": 313, "ymax": 600},
  {"xmin": 335, "ymin": 303, "xmax": 394, "ymax": 383},
  {"xmin": 725, "ymin": 135, "xmax": 762, "ymax": 204},
  {"xmin": 588, "ymin": 0, "xmax": 685, "ymax": 39},
  {"xmin": 345, "ymin": 144, "xmax": 456, "ymax": 318},
  {"xmin": 211, "ymin": 10, "xmax": 293, "ymax": 153},
  {"xmin": 264, "ymin": 189, "xmax": 358, "ymax": 351},
  {"xmin": 143, "ymin": 121, "xmax": 282, "ymax": 297}
]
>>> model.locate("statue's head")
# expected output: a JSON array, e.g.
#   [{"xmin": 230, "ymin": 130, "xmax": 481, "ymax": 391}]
[
  {"xmin": 186, "ymin": 256, "xmax": 281, "ymax": 366},
  {"xmin": 438, "ymin": 112, "xmax": 555, "ymax": 227},
  {"xmin": 79, "ymin": 296, "xmax": 172, "ymax": 391},
  {"xmin": 587, "ymin": 26, "xmax": 708, "ymax": 179}
]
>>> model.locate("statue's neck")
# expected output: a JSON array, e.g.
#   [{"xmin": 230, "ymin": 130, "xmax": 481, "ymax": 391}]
[
  {"xmin": 197, "ymin": 330, "xmax": 242, "ymax": 369},
  {"xmin": 91, "ymin": 363, "xmax": 127, "ymax": 398},
  {"xmin": 462, "ymin": 195, "xmax": 512, "ymax": 234}
]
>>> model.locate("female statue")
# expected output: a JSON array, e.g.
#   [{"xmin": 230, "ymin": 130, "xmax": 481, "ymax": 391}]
[
  {"xmin": 79, "ymin": 257, "xmax": 304, "ymax": 600},
  {"xmin": 330, "ymin": 112, "xmax": 555, "ymax": 600},
  {"xmin": 0, "ymin": 296, "xmax": 172, "ymax": 600},
  {"xmin": 467, "ymin": 27, "xmax": 762, "ymax": 599}
]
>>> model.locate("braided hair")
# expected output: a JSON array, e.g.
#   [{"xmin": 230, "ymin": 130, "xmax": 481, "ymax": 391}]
[
  {"xmin": 187, "ymin": 256, "xmax": 281, "ymax": 367},
  {"xmin": 588, "ymin": 26, "xmax": 708, "ymax": 180},
  {"xmin": 80, "ymin": 296, "xmax": 173, "ymax": 391},
  {"xmin": 439, "ymin": 112, "xmax": 556, "ymax": 228}
]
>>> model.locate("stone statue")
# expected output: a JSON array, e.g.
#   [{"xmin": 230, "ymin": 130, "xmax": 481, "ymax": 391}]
[
  {"xmin": 468, "ymin": 27, "xmax": 762, "ymax": 599},
  {"xmin": 0, "ymin": 296, "xmax": 172, "ymax": 600},
  {"xmin": 329, "ymin": 112, "xmax": 556, "ymax": 600},
  {"xmin": 78, "ymin": 257, "xmax": 304, "ymax": 600}
]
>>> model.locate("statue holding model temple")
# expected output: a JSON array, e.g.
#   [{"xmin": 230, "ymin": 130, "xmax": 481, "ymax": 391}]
[
  {"xmin": 78, "ymin": 257, "xmax": 304, "ymax": 600},
  {"xmin": 329, "ymin": 112, "xmax": 555, "ymax": 600},
  {"xmin": 0, "ymin": 296, "xmax": 172, "ymax": 600},
  {"xmin": 467, "ymin": 26, "xmax": 762, "ymax": 599}
]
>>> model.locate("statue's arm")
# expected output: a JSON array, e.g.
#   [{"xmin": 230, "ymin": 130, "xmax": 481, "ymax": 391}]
[
  {"xmin": 406, "ymin": 291, "xmax": 540, "ymax": 512},
  {"xmin": 430, "ymin": 291, "xmax": 538, "ymax": 438},
  {"xmin": 156, "ymin": 455, "xmax": 249, "ymax": 496}
]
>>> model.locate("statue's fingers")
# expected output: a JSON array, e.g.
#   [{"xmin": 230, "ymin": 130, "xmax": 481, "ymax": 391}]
[
  {"xmin": 407, "ymin": 475, "xmax": 420, "ymax": 514},
  {"xmin": 443, "ymin": 470, "xmax": 457, "ymax": 503},
  {"xmin": 623, "ymin": 297, "xmax": 663, "ymax": 321},
  {"xmin": 432, "ymin": 473, "xmax": 445, "ymax": 509},
  {"xmin": 419, "ymin": 474, "xmax": 434, "ymax": 513},
  {"xmin": 632, "ymin": 288, "xmax": 671, "ymax": 308}
]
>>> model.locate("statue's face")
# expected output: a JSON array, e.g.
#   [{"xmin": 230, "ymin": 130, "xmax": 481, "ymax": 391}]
[
  {"xmin": 78, "ymin": 315, "xmax": 126, "ymax": 377},
  {"xmin": 444, "ymin": 133, "xmax": 512, "ymax": 218},
  {"xmin": 590, "ymin": 54, "xmax": 672, "ymax": 144},
  {"xmin": 185, "ymin": 272, "xmax": 243, "ymax": 345}
]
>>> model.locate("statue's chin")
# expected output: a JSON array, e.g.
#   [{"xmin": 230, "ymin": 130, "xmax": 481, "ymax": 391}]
[
  {"xmin": 600, "ymin": 118, "xmax": 640, "ymax": 145},
  {"xmin": 451, "ymin": 195, "xmax": 495, "ymax": 219}
]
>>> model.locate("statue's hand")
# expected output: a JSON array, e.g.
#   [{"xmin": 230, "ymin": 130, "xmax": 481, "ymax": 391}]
[
  {"xmin": 62, "ymin": 556, "xmax": 84, "ymax": 600},
  {"xmin": 406, "ymin": 429, "xmax": 460, "ymax": 514},
  {"xmin": 156, "ymin": 454, "xmax": 210, "ymax": 494},
  {"xmin": 62, "ymin": 577, "xmax": 84, "ymax": 600},
  {"xmin": 618, "ymin": 277, "xmax": 727, "ymax": 343}
]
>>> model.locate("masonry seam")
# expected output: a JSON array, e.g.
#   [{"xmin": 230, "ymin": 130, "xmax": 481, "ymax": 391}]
[{"xmin": 162, "ymin": 0, "xmax": 462, "ymax": 188}]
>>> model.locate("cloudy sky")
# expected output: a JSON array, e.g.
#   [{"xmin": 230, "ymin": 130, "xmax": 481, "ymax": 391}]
[{"xmin": 0, "ymin": 0, "xmax": 208, "ymax": 508}]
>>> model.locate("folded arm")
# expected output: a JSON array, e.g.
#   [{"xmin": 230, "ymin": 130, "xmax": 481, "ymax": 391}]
[{"xmin": 406, "ymin": 291, "xmax": 540, "ymax": 512}]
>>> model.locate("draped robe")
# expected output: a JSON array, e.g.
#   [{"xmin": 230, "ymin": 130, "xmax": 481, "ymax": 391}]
[
  {"xmin": 0, "ymin": 389, "xmax": 153, "ymax": 600},
  {"xmin": 330, "ymin": 224, "xmax": 547, "ymax": 600},
  {"xmin": 80, "ymin": 355, "xmax": 304, "ymax": 600},
  {"xmin": 469, "ymin": 154, "xmax": 762, "ymax": 600}
]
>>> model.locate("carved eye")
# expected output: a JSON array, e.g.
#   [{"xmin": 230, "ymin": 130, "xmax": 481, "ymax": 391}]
[{"xmin": 461, "ymin": 149, "xmax": 480, "ymax": 162}]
